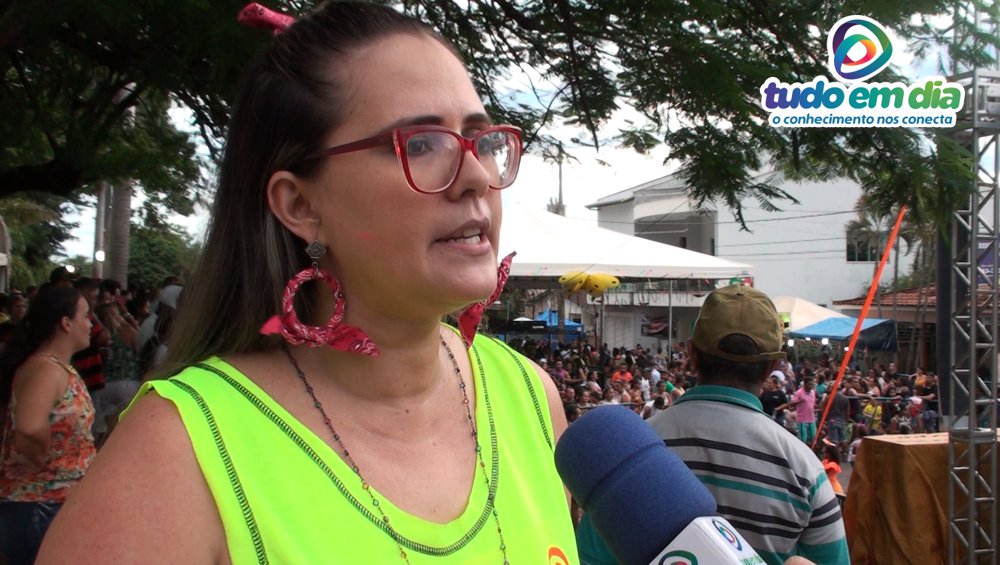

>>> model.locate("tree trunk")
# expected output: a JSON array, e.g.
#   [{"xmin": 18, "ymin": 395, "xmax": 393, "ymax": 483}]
[
  {"xmin": 912, "ymin": 240, "xmax": 934, "ymax": 371},
  {"xmin": 875, "ymin": 234, "xmax": 883, "ymax": 318},
  {"xmin": 0, "ymin": 215, "xmax": 9, "ymax": 292},
  {"xmin": 93, "ymin": 181, "xmax": 108, "ymax": 278},
  {"xmin": 907, "ymin": 246, "xmax": 923, "ymax": 371},
  {"xmin": 892, "ymin": 234, "xmax": 900, "ymax": 365},
  {"xmin": 107, "ymin": 180, "xmax": 132, "ymax": 286}
]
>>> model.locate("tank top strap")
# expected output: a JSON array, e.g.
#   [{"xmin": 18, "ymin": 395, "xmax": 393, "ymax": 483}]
[{"xmin": 34, "ymin": 353, "xmax": 79, "ymax": 377}]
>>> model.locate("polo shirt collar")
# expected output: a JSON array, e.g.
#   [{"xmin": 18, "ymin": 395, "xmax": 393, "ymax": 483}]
[{"xmin": 673, "ymin": 384, "xmax": 764, "ymax": 413}]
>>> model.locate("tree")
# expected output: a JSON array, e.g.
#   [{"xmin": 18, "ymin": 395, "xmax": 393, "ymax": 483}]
[
  {"xmin": 3, "ymin": 194, "xmax": 78, "ymax": 289},
  {"xmin": 126, "ymin": 209, "xmax": 201, "ymax": 291},
  {"xmin": 413, "ymin": 0, "xmax": 996, "ymax": 226},
  {"xmin": 2, "ymin": 0, "xmax": 996, "ymax": 228},
  {"xmin": 846, "ymin": 196, "xmax": 915, "ymax": 321},
  {"xmin": 0, "ymin": 1, "xmax": 254, "ymax": 202}
]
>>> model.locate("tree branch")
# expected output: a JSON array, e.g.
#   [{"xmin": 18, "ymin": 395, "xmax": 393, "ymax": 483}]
[{"xmin": 0, "ymin": 159, "xmax": 91, "ymax": 199}]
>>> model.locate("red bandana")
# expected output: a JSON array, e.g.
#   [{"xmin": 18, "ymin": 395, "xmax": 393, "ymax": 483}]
[
  {"xmin": 457, "ymin": 252, "xmax": 516, "ymax": 349},
  {"xmin": 260, "ymin": 267, "xmax": 379, "ymax": 356}
]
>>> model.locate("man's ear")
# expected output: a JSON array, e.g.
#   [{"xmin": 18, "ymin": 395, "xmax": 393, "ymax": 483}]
[
  {"xmin": 267, "ymin": 170, "xmax": 322, "ymax": 242},
  {"xmin": 687, "ymin": 341, "xmax": 698, "ymax": 370}
]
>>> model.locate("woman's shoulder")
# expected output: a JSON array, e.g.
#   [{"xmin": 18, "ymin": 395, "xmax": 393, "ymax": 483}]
[
  {"xmin": 36, "ymin": 392, "xmax": 228, "ymax": 563},
  {"xmin": 13, "ymin": 355, "xmax": 71, "ymax": 392},
  {"xmin": 150, "ymin": 350, "xmax": 299, "ymax": 413}
]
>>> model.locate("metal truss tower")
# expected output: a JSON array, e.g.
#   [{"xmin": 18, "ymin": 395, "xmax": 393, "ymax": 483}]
[{"xmin": 947, "ymin": 3, "xmax": 1000, "ymax": 561}]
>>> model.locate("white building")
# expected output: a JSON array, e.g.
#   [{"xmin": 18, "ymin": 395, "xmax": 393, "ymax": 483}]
[{"xmin": 583, "ymin": 171, "xmax": 913, "ymax": 350}]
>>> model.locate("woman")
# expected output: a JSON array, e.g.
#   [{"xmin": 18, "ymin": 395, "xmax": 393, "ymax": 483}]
[
  {"xmin": 0, "ymin": 287, "xmax": 96, "ymax": 565},
  {"xmin": 125, "ymin": 293, "xmax": 151, "ymax": 326},
  {"xmin": 39, "ymin": 2, "xmax": 574, "ymax": 564},
  {"xmin": 93, "ymin": 303, "xmax": 142, "ymax": 439}
]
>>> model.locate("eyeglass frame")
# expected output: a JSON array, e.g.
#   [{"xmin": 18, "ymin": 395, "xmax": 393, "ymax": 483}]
[{"xmin": 302, "ymin": 124, "xmax": 523, "ymax": 194}]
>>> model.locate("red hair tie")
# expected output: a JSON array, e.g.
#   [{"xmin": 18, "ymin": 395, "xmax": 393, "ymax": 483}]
[{"xmin": 238, "ymin": 2, "xmax": 295, "ymax": 35}]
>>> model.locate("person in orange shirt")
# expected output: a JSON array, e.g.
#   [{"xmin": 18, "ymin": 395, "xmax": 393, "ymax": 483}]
[
  {"xmin": 822, "ymin": 439, "xmax": 845, "ymax": 498},
  {"xmin": 610, "ymin": 363, "xmax": 632, "ymax": 384}
]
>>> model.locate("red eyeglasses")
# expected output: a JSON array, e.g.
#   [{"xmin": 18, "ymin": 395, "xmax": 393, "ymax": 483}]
[{"xmin": 308, "ymin": 124, "xmax": 523, "ymax": 194}]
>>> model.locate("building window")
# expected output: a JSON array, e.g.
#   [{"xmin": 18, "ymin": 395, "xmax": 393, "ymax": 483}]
[
  {"xmin": 710, "ymin": 237, "xmax": 716, "ymax": 256},
  {"xmin": 846, "ymin": 239, "xmax": 878, "ymax": 262},
  {"xmin": 679, "ymin": 236, "xmax": 687, "ymax": 249}
]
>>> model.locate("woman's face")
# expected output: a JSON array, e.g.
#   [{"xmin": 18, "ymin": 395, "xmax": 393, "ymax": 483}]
[
  {"xmin": 305, "ymin": 33, "xmax": 502, "ymax": 320},
  {"xmin": 67, "ymin": 297, "xmax": 92, "ymax": 351}
]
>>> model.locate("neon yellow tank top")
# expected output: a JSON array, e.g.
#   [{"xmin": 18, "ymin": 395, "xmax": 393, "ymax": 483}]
[{"xmin": 125, "ymin": 333, "xmax": 578, "ymax": 564}]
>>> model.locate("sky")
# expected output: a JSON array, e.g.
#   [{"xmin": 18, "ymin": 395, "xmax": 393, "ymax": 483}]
[{"xmin": 57, "ymin": 13, "xmax": 951, "ymax": 261}]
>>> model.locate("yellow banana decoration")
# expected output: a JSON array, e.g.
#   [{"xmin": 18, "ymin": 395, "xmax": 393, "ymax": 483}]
[
  {"xmin": 584, "ymin": 274, "xmax": 620, "ymax": 298},
  {"xmin": 558, "ymin": 272, "xmax": 588, "ymax": 294},
  {"xmin": 559, "ymin": 272, "xmax": 620, "ymax": 298}
]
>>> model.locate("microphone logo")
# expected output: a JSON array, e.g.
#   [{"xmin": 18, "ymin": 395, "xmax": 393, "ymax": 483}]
[
  {"xmin": 656, "ymin": 550, "xmax": 698, "ymax": 565},
  {"xmin": 712, "ymin": 518, "xmax": 743, "ymax": 551}
]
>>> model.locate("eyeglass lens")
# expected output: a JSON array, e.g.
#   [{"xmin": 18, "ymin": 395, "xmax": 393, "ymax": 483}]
[{"xmin": 403, "ymin": 129, "xmax": 520, "ymax": 192}]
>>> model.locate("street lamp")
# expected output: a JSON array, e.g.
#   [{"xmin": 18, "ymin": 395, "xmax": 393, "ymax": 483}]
[{"xmin": 95, "ymin": 250, "xmax": 105, "ymax": 262}]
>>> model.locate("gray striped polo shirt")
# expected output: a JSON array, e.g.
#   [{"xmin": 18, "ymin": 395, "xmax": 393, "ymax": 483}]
[{"xmin": 648, "ymin": 384, "xmax": 849, "ymax": 565}]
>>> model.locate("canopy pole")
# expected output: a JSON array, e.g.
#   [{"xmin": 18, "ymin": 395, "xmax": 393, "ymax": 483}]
[{"xmin": 812, "ymin": 205, "xmax": 907, "ymax": 450}]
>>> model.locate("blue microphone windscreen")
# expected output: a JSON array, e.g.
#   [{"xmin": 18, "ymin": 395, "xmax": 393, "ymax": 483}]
[{"xmin": 554, "ymin": 405, "xmax": 717, "ymax": 564}]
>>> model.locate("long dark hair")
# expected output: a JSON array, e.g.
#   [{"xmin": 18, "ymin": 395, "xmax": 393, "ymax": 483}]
[
  {"xmin": 164, "ymin": 2, "xmax": 457, "ymax": 376},
  {"xmin": 0, "ymin": 287, "xmax": 82, "ymax": 407}
]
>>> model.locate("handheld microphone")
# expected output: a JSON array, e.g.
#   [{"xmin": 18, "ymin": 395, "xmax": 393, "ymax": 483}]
[{"xmin": 554, "ymin": 406, "xmax": 765, "ymax": 565}]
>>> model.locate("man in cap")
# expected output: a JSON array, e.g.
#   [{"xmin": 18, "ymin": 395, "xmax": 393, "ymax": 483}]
[{"xmin": 648, "ymin": 285, "xmax": 848, "ymax": 565}]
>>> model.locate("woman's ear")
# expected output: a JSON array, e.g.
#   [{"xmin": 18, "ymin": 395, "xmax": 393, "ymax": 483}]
[
  {"xmin": 267, "ymin": 170, "xmax": 322, "ymax": 242},
  {"xmin": 60, "ymin": 315, "xmax": 73, "ymax": 334}
]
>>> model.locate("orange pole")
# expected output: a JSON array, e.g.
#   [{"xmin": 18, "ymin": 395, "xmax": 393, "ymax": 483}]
[{"xmin": 812, "ymin": 205, "xmax": 908, "ymax": 450}]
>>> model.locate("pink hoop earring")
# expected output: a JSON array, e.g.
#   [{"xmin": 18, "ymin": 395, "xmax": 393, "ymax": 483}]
[
  {"xmin": 457, "ymin": 252, "xmax": 516, "ymax": 349},
  {"xmin": 260, "ymin": 241, "xmax": 379, "ymax": 356}
]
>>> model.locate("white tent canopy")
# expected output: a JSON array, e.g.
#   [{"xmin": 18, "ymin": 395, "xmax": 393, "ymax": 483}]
[
  {"xmin": 498, "ymin": 205, "xmax": 751, "ymax": 279},
  {"xmin": 771, "ymin": 296, "xmax": 847, "ymax": 331}
]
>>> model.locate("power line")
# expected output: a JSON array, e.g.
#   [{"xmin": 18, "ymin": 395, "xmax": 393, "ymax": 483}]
[
  {"xmin": 718, "ymin": 236, "xmax": 845, "ymax": 248},
  {"xmin": 722, "ymin": 248, "xmax": 846, "ymax": 257}
]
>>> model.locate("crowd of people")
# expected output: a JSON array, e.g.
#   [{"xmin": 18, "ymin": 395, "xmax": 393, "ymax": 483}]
[
  {"xmin": 516, "ymin": 335, "xmax": 940, "ymax": 456},
  {"xmin": 515, "ymin": 328, "xmax": 940, "ymax": 536},
  {"xmin": 509, "ymin": 338, "xmax": 691, "ymax": 424},
  {"xmin": 0, "ymin": 268, "xmax": 184, "ymax": 563},
  {"xmin": 0, "ymin": 270, "xmax": 185, "ymax": 440}
]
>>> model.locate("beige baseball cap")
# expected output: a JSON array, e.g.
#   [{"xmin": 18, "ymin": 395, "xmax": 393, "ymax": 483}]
[{"xmin": 692, "ymin": 284, "xmax": 786, "ymax": 362}]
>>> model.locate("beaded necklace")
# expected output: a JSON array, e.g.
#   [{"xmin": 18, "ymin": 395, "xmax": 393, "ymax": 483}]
[{"xmin": 283, "ymin": 336, "xmax": 508, "ymax": 563}]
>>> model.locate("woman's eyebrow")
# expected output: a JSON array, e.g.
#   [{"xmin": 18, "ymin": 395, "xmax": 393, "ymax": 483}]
[{"xmin": 380, "ymin": 112, "xmax": 492, "ymax": 132}]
